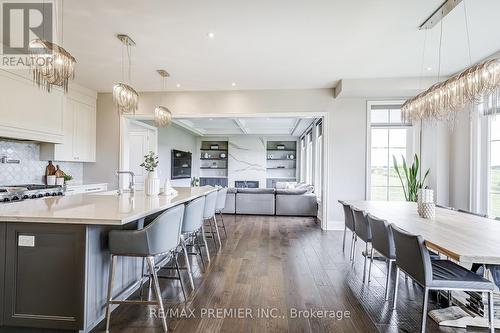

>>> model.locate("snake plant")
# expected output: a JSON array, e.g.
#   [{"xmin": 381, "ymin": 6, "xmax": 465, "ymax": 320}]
[{"xmin": 393, "ymin": 154, "xmax": 430, "ymax": 202}]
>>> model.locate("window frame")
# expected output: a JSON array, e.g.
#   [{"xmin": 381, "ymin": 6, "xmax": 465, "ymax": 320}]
[
  {"xmin": 487, "ymin": 115, "xmax": 500, "ymax": 218},
  {"xmin": 366, "ymin": 100, "xmax": 413, "ymax": 200}
]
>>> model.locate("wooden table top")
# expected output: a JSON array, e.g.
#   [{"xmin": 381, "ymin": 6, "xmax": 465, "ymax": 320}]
[{"xmin": 345, "ymin": 201, "xmax": 500, "ymax": 265}]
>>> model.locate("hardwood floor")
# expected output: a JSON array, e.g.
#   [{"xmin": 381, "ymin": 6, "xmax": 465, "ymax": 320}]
[{"xmin": 93, "ymin": 215, "xmax": 484, "ymax": 333}]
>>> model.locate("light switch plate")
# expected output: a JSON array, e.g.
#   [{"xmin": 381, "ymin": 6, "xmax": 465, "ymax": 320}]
[{"xmin": 18, "ymin": 235, "xmax": 35, "ymax": 247}]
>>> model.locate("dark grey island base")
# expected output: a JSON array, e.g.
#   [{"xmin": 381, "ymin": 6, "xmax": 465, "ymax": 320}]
[
  {"xmin": 0, "ymin": 221, "xmax": 143, "ymax": 333},
  {"xmin": 0, "ymin": 186, "xmax": 216, "ymax": 332}
]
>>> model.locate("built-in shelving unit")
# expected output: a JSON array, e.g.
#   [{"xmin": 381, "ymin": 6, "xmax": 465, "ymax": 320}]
[
  {"xmin": 200, "ymin": 140, "xmax": 228, "ymax": 187},
  {"xmin": 171, "ymin": 150, "xmax": 192, "ymax": 179},
  {"xmin": 266, "ymin": 141, "xmax": 297, "ymax": 188}
]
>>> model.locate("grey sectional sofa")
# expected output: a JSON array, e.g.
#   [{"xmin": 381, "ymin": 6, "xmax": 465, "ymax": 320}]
[{"xmin": 222, "ymin": 187, "xmax": 318, "ymax": 217}]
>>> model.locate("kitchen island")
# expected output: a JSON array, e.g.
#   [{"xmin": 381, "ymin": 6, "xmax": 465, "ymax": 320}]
[{"xmin": 0, "ymin": 186, "xmax": 216, "ymax": 333}]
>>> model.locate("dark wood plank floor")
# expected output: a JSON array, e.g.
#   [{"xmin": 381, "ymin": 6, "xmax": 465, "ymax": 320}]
[{"xmin": 93, "ymin": 215, "xmax": 488, "ymax": 333}]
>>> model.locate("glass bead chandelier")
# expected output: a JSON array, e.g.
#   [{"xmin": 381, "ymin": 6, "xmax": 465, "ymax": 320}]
[
  {"xmin": 154, "ymin": 70, "xmax": 173, "ymax": 127},
  {"xmin": 113, "ymin": 35, "xmax": 139, "ymax": 114},
  {"xmin": 29, "ymin": 1, "xmax": 76, "ymax": 93},
  {"xmin": 402, "ymin": 0, "xmax": 500, "ymax": 123}
]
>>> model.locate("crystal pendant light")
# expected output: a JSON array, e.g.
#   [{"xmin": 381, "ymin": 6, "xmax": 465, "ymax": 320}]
[
  {"xmin": 154, "ymin": 70, "xmax": 173, "ymax": 127},
  {"xmin": 402, "ymin": 0, "xmax": 500, "ymax": 123},
  {"xmin": 29, "ymin": 1, "xmax": 76, "ymax": 92},
  {"xmin": 113, "ymin": 35, "xmax": 139, "ymax": 114}
]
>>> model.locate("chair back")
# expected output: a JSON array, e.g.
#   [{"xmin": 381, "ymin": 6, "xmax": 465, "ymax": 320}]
[
  {"xmin": 216, "ymin": 188, "xmax": 228, "ymax": 212},
  {"xmin": 339, "ymin": 201, "xmax": 355, "ymax": 231},
  {"xmin": 351, "ymin": 207, "xmax": 371, "ymax": 242},
  {"xmin": 182, "ymin": 196, "xmax": 206, "ymax": 233},
  {"xmin": 367, "ymin": 214, "xmax": 395, "ymax": 259},
  {"xmin": 390, "ymin": 224, "xmax": 432, "ymax": 287},
  {"xmin": 203, "ymin": 190, "xmax": 218, "ymax": 219}
]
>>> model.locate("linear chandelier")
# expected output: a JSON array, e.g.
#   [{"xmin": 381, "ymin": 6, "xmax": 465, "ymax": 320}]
[
  {"xmin": 402, "ymin": 58, "xmax": 500, "ymax": 123},
  {"xmin": 113, "ymin": 34, "xmax": 139, "ymax": 114},
  {"xmin": 154, "ymin": 70, "xmax": 173, "ymax": 127}
]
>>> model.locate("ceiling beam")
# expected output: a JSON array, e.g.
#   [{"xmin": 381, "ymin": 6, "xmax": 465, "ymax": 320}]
[
  {"xmin": 233, "ymin": 119, "xmax": 248, "ymax": 134},
  {"xmin": 419, "ymin": 0, "xmax": 463, "ymax": 30},
  {"xmin": 171, "ymin": 119, "xmax": 205, "ymax": 136}
]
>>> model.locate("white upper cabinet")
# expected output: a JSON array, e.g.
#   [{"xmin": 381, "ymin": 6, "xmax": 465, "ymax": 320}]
[
  {"xmin": 0, "ymin": 70, "xmax": 65, "ymax": 143},
  {"xmin": 40, "ymin": 85, "xmax": 97, "ymax": 162}
]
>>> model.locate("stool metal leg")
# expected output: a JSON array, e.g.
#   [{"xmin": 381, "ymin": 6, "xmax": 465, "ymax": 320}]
[
  {"xmin": 218, "ymin": 212, "xmax": 227, "ymax": 238},
  {"xmin": 139, "ymin": 258, "xmax": 146, "ymax": 299},
  {"xmin": 212, "ymin": 216, "xmax": 222, "ymax": 249},
  {"xmin": 180, "ymin": 236, "xmax": 195, "ymax": 290},
  {"xmin": 174, "ymin": 253, "xmax": 187, "ymax": 301},
  {"xmin": 206, "ymin": 218, "xmax": 218, "ymax": 249},
  {"xmin": 392, "ymin": 267, "xmax": 400, "ymax": 310},
  {"xmin": 349, "ymin": 232, "xmax": 355, "ymax": 262},
  {"xmin": 362, "ymin": 242, "xmax": 369, "ymax": 283},
  {"xmin": 352, "ymin": 235, "xmax": 357, "ymax": 266},
  {"xmin": 105, "ymin": 255, "xmax": 116, "ymax": 333},
  {"xmin": 200, "ymin": 224, "xmax": 211, "ymax": 262},
  {"xmin": 488, "ymin": 291, "xmax": 494, "ymax": 333},
  {"xmin": 421, "ymin": 287, "xmax": 429, "ymax": 333},
  {"xmin": 146, "ymin": 257, "xmax": 168, "ymax": 333},
  {"xmin": 342, "ymin": 226, "xmax": 347, "ymax": 253},
  {"xmin": 385, "ymin": 260, "xmax": 393, "ymax": 301},
  {"xmin": 367, "ymin": 247, "xmax": 374, "ymax": 283}
]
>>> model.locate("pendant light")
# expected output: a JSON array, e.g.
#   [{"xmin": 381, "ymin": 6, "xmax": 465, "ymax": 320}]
[
  {"xmin": 113, "ymin": 34, "xmax": 139, "ymax": 114},
  {"xmin": 29, "ymin": 0, "xmax": 76, "ymax": 92},
  {"xmin": 154, "ymin": 70, "xmax": 173, "ymax": 127},
  {"xmin": 402, "ymin": 0, "xmax": 500, "ymax": 123}
]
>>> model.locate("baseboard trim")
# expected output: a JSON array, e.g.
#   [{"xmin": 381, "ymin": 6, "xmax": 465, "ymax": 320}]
[{"xmin": 326, "ymin": 220, "xmax": 344, "ymax": 231}]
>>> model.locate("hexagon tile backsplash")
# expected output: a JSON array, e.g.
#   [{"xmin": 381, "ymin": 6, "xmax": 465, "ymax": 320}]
[{"xmin": 0, "ymin": 139, "xmax": 83, "ymax": 185}]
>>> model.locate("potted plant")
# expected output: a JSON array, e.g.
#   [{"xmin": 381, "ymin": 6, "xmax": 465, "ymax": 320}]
[
  {"xmin": 63, "ymin": 174, "xmax": 73, "ymax": 185},
  {"xmin": 393, "ymin": 154, "xmax": 430, "ymax": 202},
  {"xmin": 140, "ymin": 151, "xmax": 160, "ymax": 196}
]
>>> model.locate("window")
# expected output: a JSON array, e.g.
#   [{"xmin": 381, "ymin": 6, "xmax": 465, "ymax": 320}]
[
  {"xmin": 315, "ymin": 121, "xmax": 323, "ymax": 198},
  {"xmin": 489, "ymin": 116, "xmax": 500, "ymax": 218},
  {"xmin": 368, "ymin": 103, "xmax": 413, "ymax": 201},
  {"xmin": 305, "ymin": 130, "xmax": 313, "ymax": 184}
]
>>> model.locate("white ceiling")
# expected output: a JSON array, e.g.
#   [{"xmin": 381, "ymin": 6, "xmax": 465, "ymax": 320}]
[
  {"xmin": 174, "ymin": 117, "xmax": 316, "ymax": 136},
  {"xmin": 62, "ymin": 0, "xmax": 500, "ymax": 92}
]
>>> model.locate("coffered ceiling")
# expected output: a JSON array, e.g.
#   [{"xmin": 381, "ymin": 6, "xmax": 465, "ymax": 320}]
[
  {"xmin": 61, "ymin": 0, "xmax": 500, "ymax": 92},
  {"xmin": 174, "ymin": 117, "xmax": 316, "ymax": 136}
]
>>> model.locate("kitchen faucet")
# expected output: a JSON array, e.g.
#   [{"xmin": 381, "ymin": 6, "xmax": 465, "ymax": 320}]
[{"xmin": 115, "ymin": 170, "xmax": 135, "ymax": 195}]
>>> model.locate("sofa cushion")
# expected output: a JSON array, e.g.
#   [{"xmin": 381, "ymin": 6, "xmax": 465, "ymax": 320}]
[
  {"xmin": 237, "ymin": 188, "xmax": 275, "ymax": 194},
  {"xmin": 296, "ymin": 183, "xmax": 314, "ymax": 193},
  {"xmin": 275, "ymin": 188, "xmax": 308, "ymax": 195},
  {"xmin": 227, "ymin": 187, "xmax": 237, "ymax": 194}
]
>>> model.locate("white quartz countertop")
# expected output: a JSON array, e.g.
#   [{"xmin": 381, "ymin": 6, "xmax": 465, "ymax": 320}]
[{"xmin": 0, "ymin": 186, "xmax": 216, "ymax": 225}]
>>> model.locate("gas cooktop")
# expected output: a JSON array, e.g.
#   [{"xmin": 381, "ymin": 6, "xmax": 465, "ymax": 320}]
[{"xmin": 0, "ymin": 184, "xmax": 64, "ymax": 203}]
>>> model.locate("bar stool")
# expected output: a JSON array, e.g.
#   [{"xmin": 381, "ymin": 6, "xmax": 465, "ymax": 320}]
[
  {"xmin": 351, "ymin": 206, "xmax": 372, "ymax": 283},
  {"xmin": 339, "ymin": 201, "xmax": 355, "ymax": 262},
  {"xmin": 181, "ymin": 196, "xmax": 210, "ymax": 271},
  {"xmin": 215, "ymin": 187, "xmax": 228, "ymax": 238},
  {"xmin": 105, "ymin": 204, "xmax": 185, "ymax": 333},
  {"xmin": 203, "ymin": 190, "xmax": 222, "ymax": 250}
]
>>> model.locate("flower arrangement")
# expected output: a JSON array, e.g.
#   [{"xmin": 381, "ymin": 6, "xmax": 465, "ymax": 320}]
[{"xmin": 140, "ymin": 151, "xmax": 159, "ymax": 172}]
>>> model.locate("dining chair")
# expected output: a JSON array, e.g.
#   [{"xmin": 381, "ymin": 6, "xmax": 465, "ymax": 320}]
[
  {"xmin": 351, "ymin": 206, "xmax": 372, "ymax": 283},
  {"xmin": 366, "ymin": 214, "xmax": 395, "ymax": 300},
  {"xmin": 390, "ymin": 224, "xmax": 495, "ymax": 333},
  {"xmin": 215, "ymin": 187, "xmax": 228, "ymax": 238},
  {"xmin": 105, "ymin": 204, "xmax": 185, "ymax": 333},
  {"xmin": 339, "ymin": 200, "xmax": 355, "ymax": 262}
]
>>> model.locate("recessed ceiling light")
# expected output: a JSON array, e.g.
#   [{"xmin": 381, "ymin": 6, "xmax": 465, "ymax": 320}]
[
  {"xmin": 176, "ymin": 83, "xmax": 181, "ymax": 88},
  {"xmin": 426, "ymin": 67, "xmax": 432, "ymax": 71},
  {"xmin": 209, "ymin": 118, "xmax": 213, "ymax": 121},
  {"xmin": 231, "ymin": 82, "xmax": 236, "ymax": 87},
  {"xmin": 207, "ymin": 32, "xmax": 215, "ymax": 39}
]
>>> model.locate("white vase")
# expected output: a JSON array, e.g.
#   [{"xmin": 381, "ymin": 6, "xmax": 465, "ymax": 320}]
[{"xmin": 145, "ymin": 171, "xmax": 160, "ymax": 196}]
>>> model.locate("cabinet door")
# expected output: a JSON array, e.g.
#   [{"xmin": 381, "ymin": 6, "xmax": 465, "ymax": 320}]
[
  {"xmin": 72, "ymin": 101, "xmax": 96, "ymax": 162},
  {"xmin": 55, "ymin": 98, "xmax": 76, "ymax": 161}
]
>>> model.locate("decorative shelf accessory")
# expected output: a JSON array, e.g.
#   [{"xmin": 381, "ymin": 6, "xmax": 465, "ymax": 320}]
[
  {"xmin": 29, "ymin": 1, "xmax": 75, "ymax": 93},
  {"xmin": 113, "ymin": 34, "xmax": 139, "ymax": 114},
  {"xmin": 154, "ymin": 70, "xmax": 173, "ymax": 127}
]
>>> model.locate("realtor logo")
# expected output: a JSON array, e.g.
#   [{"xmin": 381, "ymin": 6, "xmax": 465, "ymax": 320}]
[{"xmin": 1, "ymin": 1, "xmax": 53, "ymax": 67}]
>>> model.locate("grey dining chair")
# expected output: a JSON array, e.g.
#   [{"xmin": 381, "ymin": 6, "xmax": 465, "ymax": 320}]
[
  {"xmin": 351, "ymin": 206, "xmax": 372, "ymax": 283},
  {"xmin": 215, "ymin": 187, "xmax": 228, "ymax": 238},
  {"xmin": 105, "ymin": 204, "xmax": 185, "ymax": 333},
  {"xmin": 203, "ymin": 190, "xmax": 222, "ymax": 249},
  {"xmin": 182, "ymin": 196, "xmax": 211, "ymax": 270},
  {"xmin": 339, "ymin": 201, "xmax": 356, "ymax": 262},
  {"xmin": 366, "ymin": 214, "xmax": 395, "ymax": 300},
  {"xmin": 390, "ymin": 224, "xmax": 495, "ymax": 333}
]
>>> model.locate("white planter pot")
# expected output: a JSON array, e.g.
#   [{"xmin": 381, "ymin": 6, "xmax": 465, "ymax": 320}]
[{"xmin": 145, "ymin": 171, "xmax": 160, "ymax": 196}]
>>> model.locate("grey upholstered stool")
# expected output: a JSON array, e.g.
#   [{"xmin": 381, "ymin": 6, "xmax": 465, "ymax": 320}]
[
  {"xmin": 339, "ymin": 201, "xmax": 356, "ymax": 262},
  {"xmin": 215, "ymin": 187, "xmax": 228, "ymax": 238},
  {"xmin": 391, "ymin": 225, "xmax": 495, "ymax": 333},
  {"xmin": 351, "ymin": 206, "xmax": 372, "ymax": 283},
  {"xmin": 181, "ymin": 196, "xmax": 211, "ymax": 271},
  {"xmin": 105, "ymin": 204, "xmax": 185, "ymax": 333},
  {"xmin": 366, "ymin": 214, "xmax": 395, "ymax": 300},
  {"xmin": 203, "ymin": 190, "xmax": 222, "ymax": 250}
]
